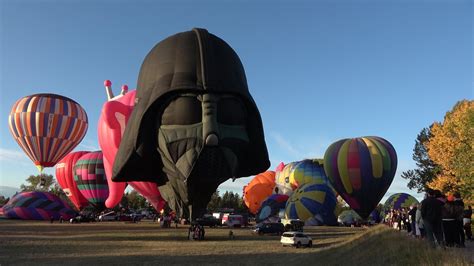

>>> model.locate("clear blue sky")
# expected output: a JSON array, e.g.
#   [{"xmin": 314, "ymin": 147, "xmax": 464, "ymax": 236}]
[{"xmin": 0, "ymin": 0, "xmax": 472, "ymax": 202}]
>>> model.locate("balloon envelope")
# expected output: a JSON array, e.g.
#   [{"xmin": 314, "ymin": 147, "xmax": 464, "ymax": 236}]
[
  {"xmin": 290, "ymin": 159, "xmax": 329, "ymax": 189},
  {"xmin": 129, "ymin": 182, "xmax": 165, "ymax": 212},
  {"xmin": 55, "ymin": 151, "xmax": 90, "ymax": 210},
  {"xmin": 256, "ymin": 194, "xmax": 288, "ymax": 222},
  {"xmin": 98, "ymin": 90, "xmax": 165, "ymax": 210},
  {"xmin": 74, "ymin": 151, "xmax": 109, "ymax": 209},
  {"xmin": 3, "ymin": 191, "xmax": 77, "ymax": 220},
  {"xmin": 243, "ymin": 171, "xmax": 276, "ymax": 214},
  {"xmin": 384, "ymin": 193, "xmax": 419, "ymax": 211},
  {"xmin": 98, "ymin": 90, "xmax": 136, "ymax": 208},
  {"xmin": 275, "ymin": 162, "xmax": 298, "ymax": 196},
  {"xmin": 8, "ymin": 94, "xmax": 88, "ymax": 172},
  {"xmin": 324, "ymin": 136, "xmax": 397, "ymax": 219},
  {"xmin": 285, "ymin": 182, "xmax": 338, "ymax": 225}
]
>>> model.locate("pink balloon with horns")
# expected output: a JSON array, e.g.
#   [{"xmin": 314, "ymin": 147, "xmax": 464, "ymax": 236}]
[{"xmin": 98, "ymin": 80, "xmax": 166, "ymax": 211}]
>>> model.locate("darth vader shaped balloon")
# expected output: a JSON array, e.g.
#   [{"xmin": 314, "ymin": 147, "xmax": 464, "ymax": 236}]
[{"xmin": 112, "ymin": 28, "xmax": 270, "ymax": 219}]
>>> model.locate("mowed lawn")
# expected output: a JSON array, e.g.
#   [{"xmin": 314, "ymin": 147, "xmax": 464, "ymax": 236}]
[{"xmin": 0, "ymin": 220, "xmax": 470, "ymax": 265}]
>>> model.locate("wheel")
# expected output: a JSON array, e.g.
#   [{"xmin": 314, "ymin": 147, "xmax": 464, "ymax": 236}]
[
  {"xmin": 258, "ymin": 231, "xmax": 264, "ymax": 235},
  {"xmin": 307, "ymin": 241, "xmax": 312, "ymax": 248},
  {"xmin": 296, "ymin": 242, "xmax": 301, "ymax": 248}
]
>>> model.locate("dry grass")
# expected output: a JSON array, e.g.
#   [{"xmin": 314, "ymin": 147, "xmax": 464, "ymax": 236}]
[{"xmin": 0, "ymin": 220, "xmax": 470, "ymax": 265}]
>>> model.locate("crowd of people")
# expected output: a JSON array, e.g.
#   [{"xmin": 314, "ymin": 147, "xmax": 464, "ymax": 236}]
[{"xmin": 385, "ymin": 189, "xmax": 472, "ymax": 249}]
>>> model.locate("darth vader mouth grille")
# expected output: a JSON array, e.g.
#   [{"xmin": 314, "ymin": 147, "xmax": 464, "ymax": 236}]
[{"xmin": 188, "ymin": 147, "xmax": 231, "ymax": 183}]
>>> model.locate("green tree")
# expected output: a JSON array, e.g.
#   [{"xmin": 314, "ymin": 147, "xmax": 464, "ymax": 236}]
[
  {"xmin": 126, "ymin": 190, "xmax": 147, "ymax": 210},
  {"xmin": 401, "ymin": 127, "xmax": 441, "ymax": 192},
  {"xmin": 20, "ymin": 173, "xmax": 56, "ymax": 192},
  {"xmin": 207, "ymin": 190, "xmax": 222, "ymax": 212}
]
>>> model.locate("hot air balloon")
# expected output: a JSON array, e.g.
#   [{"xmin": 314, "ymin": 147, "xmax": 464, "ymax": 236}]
[
  {"xmin": 243, "ymin": 171, "xmax": 276, "ymax": 214},
  {"xmin": 337, "ymin": 209, "xmax": 362, "ymax": 226},
  {"xmin": 323, "ymin": 136, "xmax": 397, "ymax": 219},
  {"xmin": 256, "ymin": 194, "xmax": 289, "ymax": 222},
  {"xmin": 73, "ymin": 151, "xmax": 109, "ymax": 210},
  {"xmin": 289, "ymin": 159, "xmax": 329, "ymax": 189},
  {"xmin": 384, "ymin": 193, "xmax": 419, "ymax": 211},
  {"xmin": 98, "ymin": 81, "xmax": 165, "ymax": 210},
  {"xmin": 285, "ymin": 182, "xmax": 338, "ymax": 225},
  {"xmin": 8, "ymin": 93, "xmax": 88, "ymax": 172},
  {"xmin": 55, "ymin": 151, "xmax": 90, "ymax": 210},
  {"xmin": 2, "ymin": 191, "xmax": 77, "ymax": 220},
  {"xmin": 275, "ymin": 162, "xmax": 298, "ymax": 196},
  {"xmin": 111, "ymin": 29, "xmax": 270, "ymax": 221},
  {"xmin": 129, "ymin": 182, "xmax": 166, "ymax": 212},
  {"xmin": 98, "ymin": 81, "xmax": 134, "ymax": 208}
]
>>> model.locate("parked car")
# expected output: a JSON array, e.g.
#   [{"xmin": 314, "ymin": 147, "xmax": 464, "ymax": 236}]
[
  {"xmin": 70, "ymin": 215, "xmax": 96, "ymax": 223},
  {"xmin": 196, "ymin": 215, "xmax": 220, "ymax": 227},
  {"xmin": 281, "ymin": 218, "xmax": 305, "ymax": 232},
  {"xmin": 252, "ymin": 222, "xmax": 284, "ymax": 235},
  {"xmin": 280, "ymin": 232, "xmax": 312, "ymax": 248},
  {"xmin": 98, "ymin": 211, "xmax": 116, "ymax": 222}
]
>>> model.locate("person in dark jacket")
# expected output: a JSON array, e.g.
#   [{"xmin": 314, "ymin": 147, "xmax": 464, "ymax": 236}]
[
  {"xmin": 421, "ymin": 189, "xmax": 445, "ymax": 248},
  {"xmin": 464, "ymin": 206, "xmax": 472, "ymax": 241},
  {"xmin": 442, "ymin": 195, "xmax": 460, "ymax": 247},
  {"xmin": 452, "ymin": 192, "xmax": 465, "ymax": 247},
  {"xmin": 408, "ymin": 205, "xmax": 417, "ymax": 236}
]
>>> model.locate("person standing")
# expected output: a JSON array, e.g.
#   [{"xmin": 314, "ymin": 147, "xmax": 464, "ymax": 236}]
[
  {"xmin": 415, "ymin": 205, "xmax": 424, "ymax": 238},
  {"xmin": 463, "ymin": 206, "xmax": 472, "ymax": 241},
  {"xmin": 421, "ymin": 189, "xmax": 445, "ymax": 248},
  {"xmin": 452, "ymin": 192, "xmax": 465, "ymax": 247},
  {"xmin": 408, "ymin": 205, "xmax": 417, "ymax": 236}
]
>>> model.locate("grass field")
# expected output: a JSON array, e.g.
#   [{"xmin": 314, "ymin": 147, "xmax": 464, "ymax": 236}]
[{"xmin": 0, "ymin": 219, "xmax": 471, "ymax": 265}]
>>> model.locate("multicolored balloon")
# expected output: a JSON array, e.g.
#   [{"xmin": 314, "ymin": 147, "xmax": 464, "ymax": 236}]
[
  {"xmin": 324, "ymin": 136, "xmax": 397, "ymax": 219},
  {"xmin": 73, "ymin": 151, "xmax": 109, "ymax": 209},
  {"xmin": 285, "ymin": 182, "xmax": 338, "ymax": 225},
  {"xmin": 256, "ymin": 194, "xmax": 289, "ymax": 222},
  {"xmin": 275, "ymin": 162, "xmax": 298, "ymax": 195},
  {"xmin": 2, "ymin": 191, "xmax": 77, "ymax": 220},
  {"xmin": 289, "ymin": 159, "xmax": 329, "ymax": 189},
  {"xmin": 8, "ymin": 93, "xmax": 88, "ymax": 172},
  {"xmin": 243, "ymin": 171, "xmax": 276, "ymax": 214},
  {"xmin": 98, "ymin": 81, "xmax": 165, "ymax": 210},
  {"xmin": 55, "ymin": 151, "xmax": 90, "ymax": 210},
  {"xmin": 384, "ymin": 193, "xmax": 419, "ymax": 210}
]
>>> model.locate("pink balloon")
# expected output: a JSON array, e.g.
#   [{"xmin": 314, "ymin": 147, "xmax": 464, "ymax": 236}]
[
  {"xmin": 129, "ymin": 182, "xmax": 166, "ymax": 212},
  {"xmin": 98, "ymin": 89, "xmax": 165, "ymax": 211}
]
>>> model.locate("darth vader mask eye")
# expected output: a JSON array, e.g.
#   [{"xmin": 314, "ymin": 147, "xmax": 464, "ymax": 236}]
[
  {"xmin": 217, "ymin": 97, "xmax": 247, "ymax": 125},
  {"xmin": 161, "ymin": 96, "xmax": 202, "ymax": 125}
]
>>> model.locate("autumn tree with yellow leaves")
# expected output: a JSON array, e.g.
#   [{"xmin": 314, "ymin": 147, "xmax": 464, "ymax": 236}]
[{"xmin": 426, "ymin": 100, "xmax": 473, "ymax": 205}]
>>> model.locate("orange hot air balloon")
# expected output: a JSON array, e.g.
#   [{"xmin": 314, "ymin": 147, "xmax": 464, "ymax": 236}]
[
  {"xmin": 243, "ymin": 171, "xmax": 276, "ymax": 214},
  {"xmin": 8, "ymin": 94, "xmax": 88, "ymax": 172}
]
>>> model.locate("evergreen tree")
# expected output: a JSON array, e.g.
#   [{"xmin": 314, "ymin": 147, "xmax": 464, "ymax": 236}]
[{"xmin": 401, "ymin": 127, "xmax": 441, "ymax": 192}]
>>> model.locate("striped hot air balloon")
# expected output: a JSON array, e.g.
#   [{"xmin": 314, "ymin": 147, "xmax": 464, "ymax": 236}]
[
  {"xmin": 256, "ymin": 194, "xmax": 289, "ymax": 222},
  {"xmin": 289, "ymin": 159, "xmax": 329, "ymax": 189},
  {"xmin": 8, "ymin": 94, "xmax": 88, "ymax": 172},
  {"xmin": 285, "ymin": 182, "xmax": 338, "ymax": 225},
  {"xmin": 2, "ymin": 191, "xmax": 77, "ymax": 220},
  {"xmin": 73, "ymin": 151, "xmax": 109, "ymax": 209},
  {"xmin": 384, "ymin": 193, "xmax": 419, "ymax": 211},
  {"xmin": 55, "ymin": 151, "xmax": 90, "ymax": 210},
  {"xmin": 324, "ymin": 136, "xmax": 397, "ymax": 219}
]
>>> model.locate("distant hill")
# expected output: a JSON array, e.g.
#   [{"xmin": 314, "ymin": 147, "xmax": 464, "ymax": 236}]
[{"xmin": 0, "ymin": 186, "xmax": 20, "ymax": 198}]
